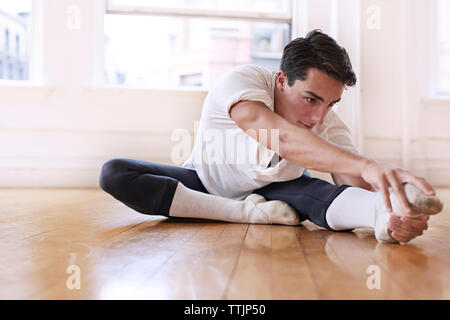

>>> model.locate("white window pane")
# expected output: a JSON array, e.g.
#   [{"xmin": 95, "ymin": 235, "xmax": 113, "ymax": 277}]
[
  {"xmin": 437, "ymin": 0, "xmax": 450, "ymax": 94},
  {"xmin": 0, "ymin": 0, "xmax": 31, "ymax": 80},
  {"xmin": 109, "ymin": 0, "xmax": 290, "ymax": 13},
  {"xmin": 104, "ymin": 14, "xmax": 290, "ymax": 88}
]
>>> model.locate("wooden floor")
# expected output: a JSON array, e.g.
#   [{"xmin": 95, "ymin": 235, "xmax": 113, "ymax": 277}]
[{"xmin": 1, "ymin": 187, "xmax": 450, "ymax": 300}]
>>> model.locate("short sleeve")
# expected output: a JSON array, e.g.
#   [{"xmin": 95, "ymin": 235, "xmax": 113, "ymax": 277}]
[
  {"xmin": 225, "ymin": 89, "xmax": 273, "ymax": 120},
  {"xmin": 207, "ymin": 65, "xmax": 275, "ymax": 120}
]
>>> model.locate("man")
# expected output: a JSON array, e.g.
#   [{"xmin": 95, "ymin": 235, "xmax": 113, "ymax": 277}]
[{"xmin": 99, "ymin": 30, "xmax": 442, "ymax": 244}]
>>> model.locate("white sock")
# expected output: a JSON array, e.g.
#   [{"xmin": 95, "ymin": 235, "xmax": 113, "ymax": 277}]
[
  {"xmin": 168, "ymin": 183, "xmax": 300, "ymax": 225},
  {"xmin": 325, "ymin": 187, "xmax": 381, "ymax": 231}
]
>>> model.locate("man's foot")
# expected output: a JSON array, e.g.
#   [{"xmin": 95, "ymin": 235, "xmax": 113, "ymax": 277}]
[
  {"xmin": 375, "ymin": 183, "xmax": 443, "ymax": 243},
  {"xmin": 375, "ymin": 212, "xmax": 399, "ymax": 244},
  {"xmin": 244, "ymin": 194, "xmax": 300, "ymax": 225}
]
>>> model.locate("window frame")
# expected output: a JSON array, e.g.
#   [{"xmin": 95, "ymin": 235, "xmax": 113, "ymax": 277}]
[
  {"xmin": 0, "ymin": 0, "xmax": 40, "ymax": 85},
  {"xmin": 105, "ymin": 0, "xmax": 293, "ymax": 24},
  {"xmin": 103, "ymin": 0, "xmax": 295, "ymax": 88},
  {"xmin": 433, "ymin": 0, "xmax": 450, "ymax": 97}
]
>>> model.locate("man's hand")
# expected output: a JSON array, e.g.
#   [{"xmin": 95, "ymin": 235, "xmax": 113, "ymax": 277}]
[
  {"xmin": 361, "ymin": 159, "xmax": 436, "ymax": 215},
  {"xmin": 388, "ymin": 215, "xmax": 430, "ymax": 243}
]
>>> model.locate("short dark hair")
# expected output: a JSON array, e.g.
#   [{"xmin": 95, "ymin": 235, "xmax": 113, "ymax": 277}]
[{"xmin": 280, "ymin": 29, "xmax": 356, "ymax": 87}]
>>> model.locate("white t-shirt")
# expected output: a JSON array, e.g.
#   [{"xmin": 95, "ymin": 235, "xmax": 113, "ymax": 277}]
[{"xmin": 183, "ymin": 64, "xmax": 358, "ymax": 200}]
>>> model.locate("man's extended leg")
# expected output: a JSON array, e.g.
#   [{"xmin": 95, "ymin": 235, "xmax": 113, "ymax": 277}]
[
  {"xmin": 253, "ymin": 174, "xmax": 442, "ymax": 242},
  {"xmin": 99, "ymin": 158, "xmax": 299, "ymax": 224},
  {"xmin": 325, "ymin": 184, "xmax": 442, "ymax": 243},
  {"xmin": 253, "ymin": 174, "xmax": 351, "ymax": 231},
  {"xmin": 99, "ymin": 158, "xmax": 207, "ymax": 216}
]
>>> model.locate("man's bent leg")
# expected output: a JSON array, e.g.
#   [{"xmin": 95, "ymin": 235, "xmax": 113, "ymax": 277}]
[
  {"xmin": 99, "ymin": 158, "xmax": 207, "ymax": 216},
  {"xmin": 99, "ymin": 158, "xmax": 299, "ymax": 225}
]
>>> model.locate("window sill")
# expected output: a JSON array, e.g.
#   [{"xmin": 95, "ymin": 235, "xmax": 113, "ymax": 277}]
[
  {"xmin": 0, "ymin": 82, "xmax": 54, "ymax": 101},
  {"xmin": 0, "ymin": 82, "xmax": 210, "ymax": 110},
  {"xmin": 85, "ymin": 84, "xmax": 209, "ymax": 94},
  {"xmin": 81, "ymin": 85, "xmax": 209, "ymax": 105},
  {"xmin": 422, "ymin": 96, "xmax": 450, "ymax": 110},
  {"xmin": 0, "ymin": 79, "xmax": 45, "ymax": 87}
]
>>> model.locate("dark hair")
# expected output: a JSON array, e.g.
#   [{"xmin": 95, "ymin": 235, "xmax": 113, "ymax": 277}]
[{"xmin": 280, "ymin": 29, "xmax": 356, "ymax": 87}]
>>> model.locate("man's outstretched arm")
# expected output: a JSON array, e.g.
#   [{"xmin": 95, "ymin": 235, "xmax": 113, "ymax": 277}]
[
  {"xmin": 331, "ymin": 173, "xmax": 375, "ymax": 191},
  {"xmin": 229, "ymin": 100, "xmax": 436, "ymax": 214}
]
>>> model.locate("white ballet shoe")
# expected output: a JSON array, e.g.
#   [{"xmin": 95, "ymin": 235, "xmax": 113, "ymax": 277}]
[
  {"xmin": 375, "ymin": 183, "xmax": 443, "ymax": 244},
  {"xmin": 243, "ymin": 193, "xmax": 301, "ymax": 226},
  {"xmin": 402, "ymin": 184, "xmax": 443, "ymax": 216},
  {"xmin": 244, "ymin": 193, "xmax": 267, "ymax": 206}
]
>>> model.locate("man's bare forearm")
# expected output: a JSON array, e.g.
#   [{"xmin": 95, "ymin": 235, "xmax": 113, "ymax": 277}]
[
  {"xmin": 230, "ymin": 100, "xmax": 373, "ymax": 177},
  {"xmin": 279, "ymin": 124, "xmax": 372, "ymax": 177}
]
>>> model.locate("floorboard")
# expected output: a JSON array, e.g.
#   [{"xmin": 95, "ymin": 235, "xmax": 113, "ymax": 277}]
[{"xmin": 1, "ymin": 187, "xmax": 449, "ymax": 299}]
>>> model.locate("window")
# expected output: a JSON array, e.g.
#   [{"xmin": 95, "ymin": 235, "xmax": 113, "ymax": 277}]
[
  {"xmin": 15, "ymin": 34, "xmax": 20, "ymax": 56},
  {"xmin": 8, "ymin": 63, "xmax": 13, "ymax": 79},
  {"xmin": 5, "ymin": 28, "xmax": 9, "ymax": 52},
  {"xmin": 104, "ymin": 0, "xmax": 292, "ymax": 88},
  {"xmin": 436, "ymin": 0, "xmax": 450, "ymax": 95},
  {"xmin": 0, "ymin": 1, "xmax": 31, "ymax": 81}
]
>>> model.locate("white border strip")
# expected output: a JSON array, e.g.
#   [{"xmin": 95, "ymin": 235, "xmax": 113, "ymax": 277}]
[{"xmin": 106, "ymin": 0, "xmax": 292, "ymax": 23}]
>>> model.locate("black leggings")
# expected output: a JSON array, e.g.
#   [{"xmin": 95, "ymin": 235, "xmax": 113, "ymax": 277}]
[{"xmin": 99, "ymin": 158, "xmax": 350, "ymax": 231}]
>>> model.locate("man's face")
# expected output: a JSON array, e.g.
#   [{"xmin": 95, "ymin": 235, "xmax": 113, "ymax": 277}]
[{"xmin": 274, "ymin": 68, "xmax": 344, "ymax": 130}]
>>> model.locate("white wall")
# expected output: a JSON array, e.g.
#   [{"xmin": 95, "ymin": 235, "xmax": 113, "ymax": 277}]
[
  {"xmin": 0, "ymin": 0, "xmax": 206, "ymax": 187},
  {"xmin": 359, "ymin": 0, "xmax": 450, "ymax": 186},
  {"xmin": 0, "ymin": 0, "xmax": 449, "ymax": 188}
]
